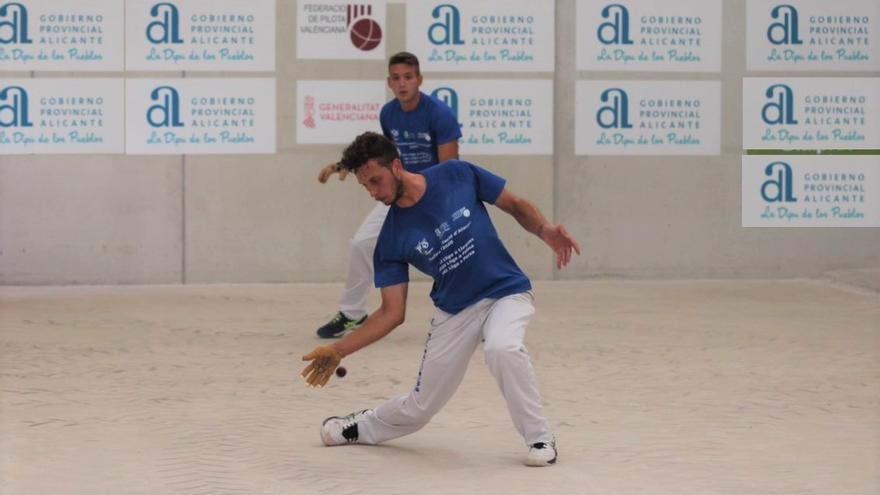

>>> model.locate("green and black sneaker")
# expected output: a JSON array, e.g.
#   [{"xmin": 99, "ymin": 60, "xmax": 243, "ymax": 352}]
[{"xmin": 316, "ymin": 312, "xmax": 367, "ymax": 338}]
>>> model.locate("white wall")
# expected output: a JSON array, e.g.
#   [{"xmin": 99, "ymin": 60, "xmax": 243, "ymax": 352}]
[{"xmin": 0, "ymin": 1, "xmax": 877, "ymax": 285}]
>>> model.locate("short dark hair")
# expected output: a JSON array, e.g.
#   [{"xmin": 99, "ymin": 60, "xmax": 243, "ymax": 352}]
[
  {"xmin": 388, "ymin": 51, "xmax": 420, "ymax": 75},
  {"xmin": 339, "ymin": 132, "xmax": 400, "ymax": 172}
]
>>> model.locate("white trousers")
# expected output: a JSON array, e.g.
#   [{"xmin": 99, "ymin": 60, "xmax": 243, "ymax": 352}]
[
  {"xmin": 339, "ymin": 203, "xmax": 390, "ymax": 320},
  {"xmin": 358, "ymin": 292, "xmax": 553, "ymax": 446}
]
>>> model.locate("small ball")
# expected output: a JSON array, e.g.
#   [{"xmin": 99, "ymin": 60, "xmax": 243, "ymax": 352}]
[
  {"xmin": 335, "ymin": 366, "xmax": 347, "ymax": 378},
  {"xmin": 350, "ymin": 18, "xmax": 382, "ymax": 51}
]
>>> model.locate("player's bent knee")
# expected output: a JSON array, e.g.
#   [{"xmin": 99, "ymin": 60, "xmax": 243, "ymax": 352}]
[{"xmin": 483, "ymin": 343, "xmax": 527, "ymax": 366}]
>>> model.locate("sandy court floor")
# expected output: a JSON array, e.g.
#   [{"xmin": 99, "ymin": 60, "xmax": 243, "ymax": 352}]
[{"xmin": 1, "ymin": 280, "xmax": 878, "ymax": 495}]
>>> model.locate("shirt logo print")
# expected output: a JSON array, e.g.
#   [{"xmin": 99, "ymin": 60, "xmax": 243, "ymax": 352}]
[
  {"xmin": 414, "ymin": 238, "xmax": 433, "ymax": 256},
  {"xmin": 452, "ymin": 207, "xmax": 471, "ymax": 221},
  {"xmin": 434, "ymin": 222, "xmax": 450, "ymax": 238}
]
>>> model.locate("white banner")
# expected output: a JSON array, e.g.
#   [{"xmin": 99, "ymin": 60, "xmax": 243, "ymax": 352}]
[
  {"xmin": 126, "ymin": 78, "xmax": 276, "ymax": 154},
  {"xmin": 297, "ymin": 0, "xmax": 387, "ymax": 59},
  {"xmin": 742, "ymin": 155, "xmax": 880, "ymax": 227},
  {"xmin": 125, "ymin": 0, "xmax": 276, "ymax": 71},
  {"xmin": 575, "ymin": 80, "xmax": 721, "ymax": 155},
  {"xmin": 743, "ymin": 78, "xmax": 880, "ymax": 150},
  {"xmin": 746, "ymin": 0, "xmax": 880, "ymax": 71},
  {"xmin": 0, "ymin": 0, "xmax": 124, "ymax": 71},
  {"xmin": 0, "ymin": 79, "xmax": 124, "ymax": 154},
  {"xmin": 296, "ymin": 80, "xmax": 384, "ymax": 144},
  {"xmin": 576, "ymin": 0, "xmax": 722, "ymax": 72},
  {"xmin": 406, "ymin": 0, "xmax": 555, "ymax": 72},
  {"xmin": 422, "ymin": 80, "xmax": 553, "ymax": 155}
]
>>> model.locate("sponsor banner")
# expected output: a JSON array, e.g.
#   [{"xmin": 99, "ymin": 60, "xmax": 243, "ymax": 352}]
[
  {"xmin": 297, "ymin": 0, "xmax": 387, "ymax": 59},
  {"xmin": 422, "ymin": 80, "xmax": 553, "ymax": 155},
  {"xmin": 126, "ymin": 78, "xmax": 276, "ymax": 154},
  {"xmin": 576, "ymin": 0, "xmax": 722, "ymax": 72},
  {"xmin": 747, "ymin": 0, "xmax": 880, "ymax": 71},
  {"xmin": 0, "ymin": 79, "xmax": 124, "ymax": 154},
  {"xmin": 406, "ymin": 0, "xmax": 554, "ymax": 72},
  {"xmin": 0, "ymin": 0, "xmax": 124, "ymax": 71},
  {"xmin": 742, "ymin": 155, "xmax": 880, "ymax": 227},
  {"xmin": 743, "ymin": 78, "xmax": 880, "ymax": 150},
  {"xmin": 296, "ymin": 80, "xmax": 384, "ymax": 144},
  {"xmin": 575, "ymin": 80, "xmax": 721, "ymax": 155},
  {"xmin": 125, "ymin": 0, "xmax": 276, "ymax": 71}
]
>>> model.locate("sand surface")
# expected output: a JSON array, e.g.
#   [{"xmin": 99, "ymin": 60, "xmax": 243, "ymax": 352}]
[{"xmin": 1, "ymin": 280, "xmax": 878, "ymax": 495}]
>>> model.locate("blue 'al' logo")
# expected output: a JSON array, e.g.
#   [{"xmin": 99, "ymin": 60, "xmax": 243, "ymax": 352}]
[
  {"xmin": 146, "ymin": 2, "xmax": 183, "ymax": 44},
  {"xmin": 596, "ymin": 88, "xmax": 632, "ymax": 129},
  {"xmin": 762, "ymin": 84, "xmax": 798, "ymax": 125},
  {"xmin": 147, "ymin": 86, "xmax": 183, "ymax": 127},
  {"xmin": 431, "ymin": 87, "xmax": 459, "ymax": 122},
  {"xmin": 597, "ymin": 4, "xmax": 633, "ymax": 45},
  {"xmin": 428, "ymin": 4, "xmax": 463, "ymax": 45},
  {"xmin": 0, "ymin": 85, "xmax": 33, "ymax": 127},
  {"xmin": 767, "ymin": 4, "xmax": 802, "ymax": 45},
  {"xmin": 762, "ymin": 161, "xmax": 797, "ymax": 203},
  {"xmin": 0, "ymin": 2, "xmax": 32, "ymax": 44}
]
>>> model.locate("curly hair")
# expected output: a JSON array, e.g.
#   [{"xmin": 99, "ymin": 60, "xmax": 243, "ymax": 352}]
[{"xmin": 338, "ymin": 132, "xmax": 400, "ymax": 172}]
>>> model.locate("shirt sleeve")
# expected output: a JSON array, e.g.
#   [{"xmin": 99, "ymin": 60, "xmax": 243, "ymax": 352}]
[
  {"xmin": 374, "ymin": 257, "xmax": 409, "ymax": 288},
  {"xmin": 372, "ymin": 225, "xmax": 409, "ymax": 288},
  {"xmin": 466, "ymin": 162, "xmax": 506, "ymax": 204},
  {"xmin": 431, "ymin": 103, "xmax": 463, "ymax": 146}
]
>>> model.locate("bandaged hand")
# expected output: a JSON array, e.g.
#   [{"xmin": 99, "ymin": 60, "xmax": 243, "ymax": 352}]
[{"xmin": 301, "ymin": 345, "xmax": 342, "ymax": 387}]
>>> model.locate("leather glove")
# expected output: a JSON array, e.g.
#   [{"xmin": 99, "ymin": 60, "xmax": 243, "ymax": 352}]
[
  {"xmin": 317, "ymin": 163, "xmax": 349, "ymax": 183},
  {"xmin": 301, "ymin": 345, "xmax": 342, "ymax": 388}
]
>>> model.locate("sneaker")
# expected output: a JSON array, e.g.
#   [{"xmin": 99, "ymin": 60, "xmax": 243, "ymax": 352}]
[
  {"xmin": 320, "ymin": 409, "xmax": 371, "ymax": 446},
  {"xmin": 316, "ymin": 312, "xmax": 367, "ymax": 338},
  {"xmin": 525, "ymin": 438, "xmax": 557, "ymax": 466}
]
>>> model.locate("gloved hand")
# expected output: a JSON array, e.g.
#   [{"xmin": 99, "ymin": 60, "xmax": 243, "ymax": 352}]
[
  {"xmin": 317, "ymin": 163, "xmax": 349, "ymax": 183},
  {"xmin": 301, "ymin": 345, "xmax": 342, "ymax": 387}
]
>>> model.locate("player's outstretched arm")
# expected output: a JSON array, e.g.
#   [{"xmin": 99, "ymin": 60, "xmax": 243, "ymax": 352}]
[
  {"xmin": 317, "ymin": 162, "xmax": 350, "ymax": 183},
  {"xmin": 331, "ymin": 283, "xmax": 407, "ymax": 357},
  {"xmin": 301, "ymin": 283, "xmax": 408, "ymax": 387},
  {"xmin": 494, "ymin": 189, "xmax": 582, "ymax": 269}
]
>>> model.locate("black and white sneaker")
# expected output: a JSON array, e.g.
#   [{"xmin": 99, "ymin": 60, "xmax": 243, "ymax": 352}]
[
  {"xmin": 320, "ymin": 409, "xmax": 371, "ymax": 446},
  {"xmin": 316, "ymin": 312, "xmax": 367, "ymax": 339},
  {"xmin": 525, "ymin": 438, "xmax": 557, "ymax": 466}
]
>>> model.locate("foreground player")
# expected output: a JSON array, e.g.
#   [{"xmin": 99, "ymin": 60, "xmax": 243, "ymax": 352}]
[
  {"xmin": 313, "ymin": 52, "xmax": 461, "ymax": 338},
  {"xmin": 301, "ymin": 132, "xmax": 580, "ymax": 466}
]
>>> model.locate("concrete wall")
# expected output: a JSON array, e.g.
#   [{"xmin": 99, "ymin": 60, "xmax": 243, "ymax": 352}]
[{"xmin": 1, "ymin": 0, "xmax": 878, "ymax": 285}]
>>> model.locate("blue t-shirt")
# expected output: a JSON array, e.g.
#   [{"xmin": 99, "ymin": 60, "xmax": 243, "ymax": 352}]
[
  {"xmin": 373, "ymin": 160, "xmax": 532, "ymax": 314},
  {"xmin": 380, "ymin": 92, "xmax": 462, "ymax": 173}
]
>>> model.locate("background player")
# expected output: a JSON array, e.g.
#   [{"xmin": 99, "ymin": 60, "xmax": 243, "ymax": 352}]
[{"xmin": 313, "ymin": 52, "xmax": 462, "ymax": 338}]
